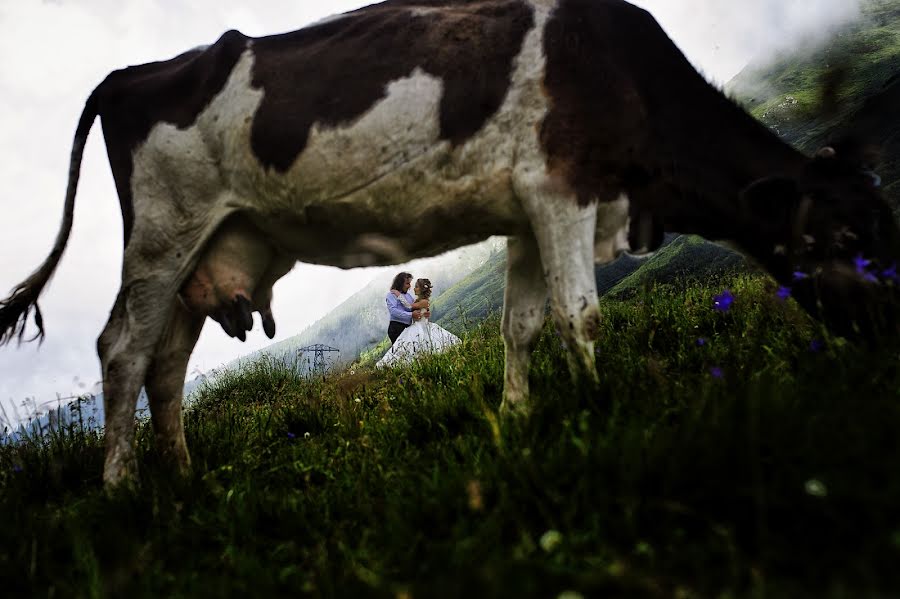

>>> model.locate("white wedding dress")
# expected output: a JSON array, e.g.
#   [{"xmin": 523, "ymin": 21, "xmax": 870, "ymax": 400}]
[{"xmin": 376, "ymin": 315, "xmax": 461, "ymax": 368}]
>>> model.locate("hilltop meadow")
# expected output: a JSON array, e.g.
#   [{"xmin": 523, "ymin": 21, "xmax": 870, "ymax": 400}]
[{"xmin": 2, "ymin": 272, "xmax": 900, "ymax": 598}]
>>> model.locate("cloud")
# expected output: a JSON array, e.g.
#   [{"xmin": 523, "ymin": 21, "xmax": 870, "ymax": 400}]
[{"xmin": 634, "ymin": 0, "xmax": 863, "ymax": 83}]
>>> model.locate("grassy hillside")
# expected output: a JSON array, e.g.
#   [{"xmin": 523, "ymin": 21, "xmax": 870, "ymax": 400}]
[
  {"xmin": 606, "ymin": 235, "xmax": 744, "ymax": 298},
  {"xmin": 434, "ymin": 244, "xmax": 507, "ymax": 333},
  {"xmin": 727, "ymin": 0, "xmax": 900, "ymax": 150},
  {"xmin": 3, "ymin": 274, "xmax": 900, "ymax": 597},
  {"xmin": 433, "ymin": 234, "xmax": 747, "ymax": 335}
]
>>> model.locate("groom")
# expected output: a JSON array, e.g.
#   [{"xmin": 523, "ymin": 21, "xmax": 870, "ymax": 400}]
[{"xmin": 386, "ymin": 271, "xmax": 424, "ymax": 344}]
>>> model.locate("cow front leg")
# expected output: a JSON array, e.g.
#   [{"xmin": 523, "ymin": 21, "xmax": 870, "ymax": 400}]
[
  {"xmin": 500, "ymin": 234, "xmax": 548, "ymax": 416},
  {"xmin": 146, "ymin": 299, "xmax": 204, "ymax": 477},
  {"xmin": 97, "ymin": 277, "xmax": 175, "ymax": 488},
  {"xmin": 517, "ymin": 177, "xmax": 601, "ymax": 390}
]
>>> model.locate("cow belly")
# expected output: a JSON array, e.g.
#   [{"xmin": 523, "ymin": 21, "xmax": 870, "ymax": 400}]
[
  {"xmin": 180, "ymin": 218, "xmax": 270, "ymax": 311},
  {"xmin": 179, "ymin": 216, "xmax": 289, "ymax": 339}
]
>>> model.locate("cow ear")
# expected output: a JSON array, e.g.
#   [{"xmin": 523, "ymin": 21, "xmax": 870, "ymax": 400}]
[
  {"xmin": 815, "ymin": 146, "xmax": 837, "ymax": 160},
  {"xmin": 814, "ymin": 139, "xmax": 882, "ymax": 169},
  {"xmin": 740, "ymin": 176, "xmax": 802, "ymax": 231}
]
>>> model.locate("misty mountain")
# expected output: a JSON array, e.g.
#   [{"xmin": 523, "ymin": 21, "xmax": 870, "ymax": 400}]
[
  {"xmin": 1, "ymin": 387, "xmax": 147, "ymax": 445},
  {"xmin": 727, "ymin": 0, "xmax": 900, "ymax": 203}
]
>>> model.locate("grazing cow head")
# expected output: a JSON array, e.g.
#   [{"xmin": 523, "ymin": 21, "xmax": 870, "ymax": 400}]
[{"xmin": 741, "ymin": 141, "xmax": 900, "ymax": 341}]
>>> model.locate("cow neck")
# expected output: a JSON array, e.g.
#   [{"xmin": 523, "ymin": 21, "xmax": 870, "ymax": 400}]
[{"xmin": 645, "ymin": 91, "xmax": 807, "ymax": 275}]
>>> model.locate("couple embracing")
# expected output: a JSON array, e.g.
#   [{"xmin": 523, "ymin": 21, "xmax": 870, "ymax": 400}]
[{"xmin": 376, "ymin": 271, "xmax": 460, "ymax": 367}]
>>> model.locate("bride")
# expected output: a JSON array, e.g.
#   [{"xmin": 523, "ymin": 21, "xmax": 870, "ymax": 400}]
[{"xmin": 377, "ymin": 278, "xmax": 460, "ymax": 367}]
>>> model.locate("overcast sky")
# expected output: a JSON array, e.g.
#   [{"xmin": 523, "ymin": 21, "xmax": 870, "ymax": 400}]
[{"xmin": 0, "ymin": 0, "xmax": 862, "ymax": 422}]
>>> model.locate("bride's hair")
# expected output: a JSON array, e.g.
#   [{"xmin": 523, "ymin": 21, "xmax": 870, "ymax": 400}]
[{"xmin": 415, "ymin": 278, "xmax": 433, "ymax": 300}]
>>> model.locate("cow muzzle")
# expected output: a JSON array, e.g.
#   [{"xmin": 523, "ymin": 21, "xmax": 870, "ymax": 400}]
[{"xmin": 791, "ymin": 261, "xmax": 900, "ymax": 344}]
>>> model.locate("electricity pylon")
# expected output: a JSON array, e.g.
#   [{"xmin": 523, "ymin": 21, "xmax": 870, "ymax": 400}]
[{"xmin": 297, "ymin": 344, "xmax": 340, "ymax": 377}]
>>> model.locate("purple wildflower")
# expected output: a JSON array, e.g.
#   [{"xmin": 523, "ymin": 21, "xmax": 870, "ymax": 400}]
[
  {"xmin": 776, "ymin": 286, "xmax": 791, "ymax": 301},
  {"xmin": 287, "ymin": 432, "xmax": 296, "ymax": 440},
  {"xmin": 696, "ymin": 337, "xmax": 707, "ymax": 347},
  {"xmin": 709, "ymin": 366, "xmax": 724, "ymax": 379},
  {"xmin": 792, "ymin": 271, "xmax": 809, "ymax": 281},
  {"xmin": 882, "ymin": 263, "xmax": 898, "ymax": 282},
  {"xmin": 12, "ymin": 465, "xmax": 22, "ymax": 473},
  {"xmin": 809, "ymin": 339, "xmax": 824, "ymax": 353},
  {"xmin": 713, "ymin": 290, "xmax": 735, "ymax": 312},
  {"xmin": 853, "ymin": 255, "xmax": 879, "ymax": 282}
]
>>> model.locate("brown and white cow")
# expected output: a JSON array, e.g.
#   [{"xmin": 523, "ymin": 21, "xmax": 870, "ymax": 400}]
[{"xmin": 1, "ymin": 0, "xmax": 897, "ymax": 487}]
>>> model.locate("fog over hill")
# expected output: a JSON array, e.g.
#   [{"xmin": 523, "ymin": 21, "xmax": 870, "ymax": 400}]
[
  {"xmin": 633, "ymin": 0, "xmax": 863, "ymax": 84},
  {"xmin": 727, "ymin": 0, "xmax": 900, "ymax": 207}
]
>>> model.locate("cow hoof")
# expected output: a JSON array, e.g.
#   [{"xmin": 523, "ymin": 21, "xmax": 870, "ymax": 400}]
[
  {"xmin": 234, "ymin": 295, "xmax": 253, "ymax": 332},
  {"xmin": 102, "ymin": 462, "xmax": 138, "ymax": 492},
  {"xmin": 262, "ymin": 312, "xmax": 276, "ymax": 339},
  {"xmin": 499, "ymin": 397, "xmax": 532, "ymax": 421}
]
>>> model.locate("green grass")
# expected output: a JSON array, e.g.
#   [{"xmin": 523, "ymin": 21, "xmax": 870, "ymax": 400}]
[{"xmin": 2, "ymin": 273, "xmax": 900, "ymax": 597}]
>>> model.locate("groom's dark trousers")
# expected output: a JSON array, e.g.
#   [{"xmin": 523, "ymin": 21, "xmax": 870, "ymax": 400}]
[{"xmin": 388, "ymin": 321, "xmax": 409, "ymax": 345}]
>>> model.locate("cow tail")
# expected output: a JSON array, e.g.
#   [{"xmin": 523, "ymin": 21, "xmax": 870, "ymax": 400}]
[{"xmin": 0, "ymin": 89, "xmax": 100, "ymax": 345}]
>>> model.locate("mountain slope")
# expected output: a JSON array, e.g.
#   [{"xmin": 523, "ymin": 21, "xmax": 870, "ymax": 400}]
[
  {"xmin": 2, "ymin": 241, "xmax": 504, "ymax": 437},
  {"xmin": 606, "ymin": 235, "xmax": 745, "ymax": 298},
  {"xmin": 727, "ymin": 0, "xmax": 900, "ymax": 206}
]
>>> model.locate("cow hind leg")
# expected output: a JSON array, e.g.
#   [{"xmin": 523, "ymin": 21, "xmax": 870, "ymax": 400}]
[
  {"xmin": 145, "ymin": 299, "xmax": 204, "ymax": 477},
  {"xmin": 500, "ymin": 234, "xmax": 548, "ymax": 416},
  {"xmin": 98, "ymin": 276, "xmax": 178, "ymax": 487}
]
